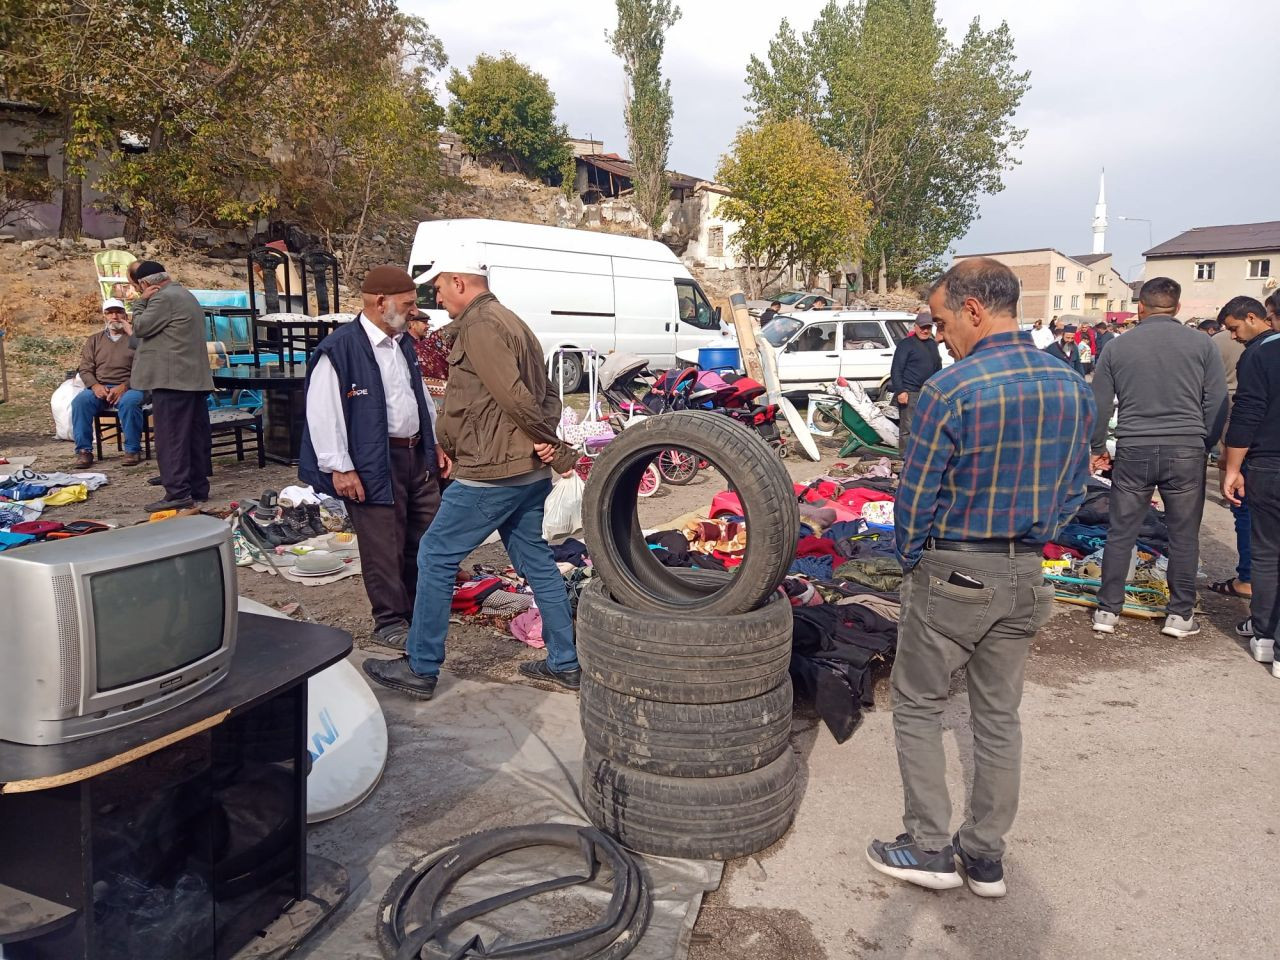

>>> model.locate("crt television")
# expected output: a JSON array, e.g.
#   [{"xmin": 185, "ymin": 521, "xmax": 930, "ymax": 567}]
[{"xmin": 0, "ymin": 515, "xmax": 237, "ymax": 745}]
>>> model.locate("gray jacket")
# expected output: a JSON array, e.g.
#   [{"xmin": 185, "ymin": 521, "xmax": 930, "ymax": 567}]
[
  {"xmin": 129, "ymin": 283, "xmax": 215, "ymax": 392},
  {"xmin": 1090, "ymin": 313, "xmax": 1228, "ymax": 453}
]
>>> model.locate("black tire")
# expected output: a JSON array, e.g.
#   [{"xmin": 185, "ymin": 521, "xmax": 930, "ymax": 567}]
[
  {"xmin": 576, "ymin": 574, "xmax": 793, "ymax": 704},
  {"xmin": 655, "ymin": 448, "xmax": 699, "ymax": 485},
  {"xmin": 582, "ymin": 411, "xmax": 798, "ymax": 616},
  {"xmin": 582, "ymin": 744, "xmax": 798, "ymax": 860},
  {"xmin": 580, "ymin": 677, "xmax": 793, "ymax": 777},
  {"xmin": 551, "ymin": 350, "xmax": 584, "ymax": 393}
]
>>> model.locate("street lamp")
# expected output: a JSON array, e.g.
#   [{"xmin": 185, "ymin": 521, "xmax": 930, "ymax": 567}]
[{"xmin": 1117, "ymin": 216, "xmax": 1154, "ymax": 251}]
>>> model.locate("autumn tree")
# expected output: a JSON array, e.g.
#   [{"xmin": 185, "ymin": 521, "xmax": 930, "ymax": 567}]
[
  {"xmin": 715, "ymin": 118, "xmax": 869, "ymax": 298},
  {"xmin": 609, "ymin": 0, "xmax": 681, "ymax": 237},
  {"xmin": 746, "ymin": 0, "xmax": 1029, "ymax": 290},
  {"xmin": 446, "ymin": 53, "xmax": 571, "ymax": 180}
]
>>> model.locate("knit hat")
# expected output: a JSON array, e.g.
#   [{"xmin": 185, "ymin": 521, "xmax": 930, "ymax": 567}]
[
  {"xmin": 361, "ymin": 265, "xmax": 417, "ymax": 295},
  {"xmin": 132, "ymin": 260, "xmax": 165, "ymax": 281}
]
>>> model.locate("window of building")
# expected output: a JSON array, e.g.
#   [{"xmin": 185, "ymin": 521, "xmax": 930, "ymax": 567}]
[
  {"xmin": 1077, "ymin": 270, "xmax": 1084, "ymax": 282},
  {"xmin": 1107, "ymin": 299, "xmax": 1114, "ymax": 311},
  {"xmin": 1, "ymin": 152, "xmax": 51, "ymax": 201},
  {"xmin": 707, "ymin": 226, "xmax": 724, "ymax": 258},
  {"xmin": 1055, "ymin": 266, "xmax": 1065, "ymax": 282},
  {"xmin": 1195, "ymin": 261, "xmax": 1215, "ymax": 281},
  {"xmin": 1053, "ymin": 295, "xmax": 1063, "ymax": 310},
  {"xmin": 1248, "ymin": 259, "xmax": 1271, "ymax": 279},
  {"xmin": 1071, "ymin": 295, "xmax": 1080, "ymax": 309}
]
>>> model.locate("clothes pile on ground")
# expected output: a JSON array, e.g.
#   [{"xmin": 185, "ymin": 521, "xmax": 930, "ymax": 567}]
[
  {"xmin": 0, "ymin": 459, "xmax": 113, "ymax": 550},
  {"xmin": 1040, "ymin": 477, "xmax": 1173, "ymax": 617}
]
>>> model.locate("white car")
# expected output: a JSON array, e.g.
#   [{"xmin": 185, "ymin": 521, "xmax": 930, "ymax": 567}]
[{"xmin": 679, "ymin": 310, "xmax": 949, "ymax": 396}]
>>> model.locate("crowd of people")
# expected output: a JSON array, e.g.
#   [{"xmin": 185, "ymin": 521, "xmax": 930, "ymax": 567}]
[{"xmin": 63, "ymin": 249, "xmax": 1279, "ymax": 901}]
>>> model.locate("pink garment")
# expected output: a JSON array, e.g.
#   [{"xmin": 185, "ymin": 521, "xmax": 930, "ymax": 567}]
[{"xmin": 510, "ymin": 609, "xmax": 546, "ymax": 648}]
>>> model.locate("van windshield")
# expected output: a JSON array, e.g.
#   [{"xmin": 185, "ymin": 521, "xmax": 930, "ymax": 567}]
[{"xmin": 760, "ymin": 315, "xmax": 803, "ymax": 347}]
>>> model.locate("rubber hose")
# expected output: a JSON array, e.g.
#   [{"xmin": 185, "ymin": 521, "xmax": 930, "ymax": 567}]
[{"xmin": 376, "ymin": 823, "xmax": 651, "ymax": 960}]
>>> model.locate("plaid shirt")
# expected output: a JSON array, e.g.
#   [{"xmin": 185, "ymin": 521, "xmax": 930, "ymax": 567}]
[{"xmin": 895, "ymin": 330, "xmax": 1096, "ymax": 568}]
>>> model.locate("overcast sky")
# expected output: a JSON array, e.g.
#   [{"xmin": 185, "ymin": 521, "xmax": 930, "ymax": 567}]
[{"xmin": 407, "ymin": 0, "xmax": 1279, "ymax": 279}]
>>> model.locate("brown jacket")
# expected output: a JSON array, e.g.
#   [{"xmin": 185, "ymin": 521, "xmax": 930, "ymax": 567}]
[{"xmin": 439, "ymin": 292, "xmax": 576, "ymax": 480}]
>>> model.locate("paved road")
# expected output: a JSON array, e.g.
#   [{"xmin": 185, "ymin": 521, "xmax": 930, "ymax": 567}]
[{"xmin": 704, "ymin": 481, "xmax": 1279, "ymax": 959}]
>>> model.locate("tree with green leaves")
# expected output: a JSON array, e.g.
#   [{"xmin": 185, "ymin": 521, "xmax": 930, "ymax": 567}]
[
  {"xmin": 446, "ymin": 53, "xmax": 571, "ymax": 181},
  {"xmin": 746, "ymin": 0, "xmax": 1029, "ymax": 290},
  {"xmin": 715, "ymin": 118, "xmax": 869, "ymax": 298},
  {"xmin": 609, "ymin": 0, "xmax": 680, "ymax": 238}
]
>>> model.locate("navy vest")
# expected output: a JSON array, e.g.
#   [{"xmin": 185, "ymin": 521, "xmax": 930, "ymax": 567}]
[{"xmin": 298, "ymin": 318, "xmax": 436, "ymax": 506}]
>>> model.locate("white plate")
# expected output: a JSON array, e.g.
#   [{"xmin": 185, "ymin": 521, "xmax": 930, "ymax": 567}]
[{"xmin": 290, "ymin": 563, "xmax": 346, "ymax": 577}]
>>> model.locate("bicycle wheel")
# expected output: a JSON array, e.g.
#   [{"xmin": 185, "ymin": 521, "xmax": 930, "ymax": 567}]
[
  {"xmin": 656, "ymin": 448, "xmax": 700, "ymax": 485},
  {"xmin": 638, "ymin": 463, "xmax": 661, "ymax": 497}
]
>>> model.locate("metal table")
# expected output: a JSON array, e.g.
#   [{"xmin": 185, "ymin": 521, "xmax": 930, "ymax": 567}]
[{"xmin": 211, "ymin": 365, "xmax": 307, "ymax": 464}]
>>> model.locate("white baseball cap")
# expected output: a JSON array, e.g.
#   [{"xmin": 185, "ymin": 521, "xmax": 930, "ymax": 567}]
[
  {"xmin": 102, "ymin": 298, "xmax": 127, "ymax": 312},
  {"xmin": 412, "ymin": 244, "xmax": 489, "ymax": 285}
]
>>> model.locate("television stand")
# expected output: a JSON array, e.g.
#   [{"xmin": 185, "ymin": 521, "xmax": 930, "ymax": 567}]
[{"xmin": 0, "ymin": 613, "xmax": 352, "ymax": 960}]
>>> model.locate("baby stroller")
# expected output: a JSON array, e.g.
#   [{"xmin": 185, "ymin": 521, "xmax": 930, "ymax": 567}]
[
  {"xmin": 596, "ymin": 355, "xmax": 711, "ymax": 485},
  {"xmin": 553, "ymin": 350, "xmax": 661, "ymax": 496}
]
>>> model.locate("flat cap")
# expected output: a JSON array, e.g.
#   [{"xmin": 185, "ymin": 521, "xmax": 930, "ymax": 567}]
[
  {"xmin": 133, "ymin": 260, "xmax": 165, "ymax": 280},
  {"xmin": 361, "ymin": 265, "xmax": 416, "ymax": 295}
]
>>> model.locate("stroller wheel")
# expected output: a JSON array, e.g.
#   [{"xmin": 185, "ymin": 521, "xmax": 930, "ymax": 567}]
[
  {"xmin": 656, "ymin": 448, "xmax": 700, "ymax": 485},
  {"xmin": 638, "ymin": 463, "xmax": 662, "ymax": 498},
  {"xmin": 776, "ymin": 441, "xmax": 789, "ymax": 460}
]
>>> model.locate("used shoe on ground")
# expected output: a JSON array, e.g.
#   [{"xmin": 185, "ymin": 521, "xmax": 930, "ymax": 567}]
[
  {"xmin": 518, "ymin": 659, "xmax": 582, "ymax": 691},
  {"xmin": 1161, "ymin": 614, "xmax": 1200, "ymax": 639},
  {"xmin": 372, "ymin": 620, "xmax": 409, "ymax": 650},
  {"xmin": 867, "ymin": 834, "xmax": 963, "ymax": 890},
  {"xmin": 952, "ymin": 833, "xmax": 1007, "ymax": 898},
  {"xmin": 362, "ymin": 656, "xmax": 437, "ymax": 699},
  {"xmin": 74, "ymin": 451, "xmax": 93, "ymax": 469},
  {"xmin": 1236, "ymin": 617, "xmax": 1255, "ymax": 639},
  {"xmin": 121, "ymin": 452, "xmax": 141, "ymax": 467},
  {"xmin": 147, "ymin": 475, "xmax": 164, "ymax": 486},
  {"xmin": 1092, "ymin": 610, "xmax": 1119, "ymax": 634},
  {"xmin": 145, "ymin": 496, "xmax": 195, "ymax": 513}
]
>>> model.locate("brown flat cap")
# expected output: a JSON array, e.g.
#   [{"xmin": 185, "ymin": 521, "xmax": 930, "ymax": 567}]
[{"xmin": 361, "ymin": 265, "xmax": 416, "ymax": 295}]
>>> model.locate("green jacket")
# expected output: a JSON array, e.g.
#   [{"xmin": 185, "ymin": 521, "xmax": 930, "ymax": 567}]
[
  {"xmin": 439, "ymin": 293, "xmax": 576, "ymax": 480},
  {"xmin": 130, "ymin": 282, "xmax": 214, "ymax": 392}
]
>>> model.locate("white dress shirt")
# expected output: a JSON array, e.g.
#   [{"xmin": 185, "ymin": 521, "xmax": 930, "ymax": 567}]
[{"xmin": 306, "ymin": 314, "xmax": 435, "ymax": 473}]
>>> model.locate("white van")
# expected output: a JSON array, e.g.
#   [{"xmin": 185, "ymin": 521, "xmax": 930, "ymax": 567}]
[{"xmin": 408, "ymin": 218, "xmax": 724, "ymax": 390}]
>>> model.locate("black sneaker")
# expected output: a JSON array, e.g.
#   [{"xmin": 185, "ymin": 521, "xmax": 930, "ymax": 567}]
[
  {"xmin": 518, "ymin": 659, "xmax": 581, "ymax": 691},
  {"xmin": 1237, "ymin": 617, "xmax": 1255, "ymax": 639},
  {"xmin": 866, "ymin": 834, "xmax": 963, "ymax": 890},
  {"xmin": 952, "ymin": 833, "xmax": 1007, "ymax": 898},
  {"xmin": 362, "ymin": 656, "xmax": 437, "ymax": 700},
  {"xmin": 145, "ymin": 496, "xmax": 195, "ymax": 513},
  {"xmin": 372, "ymin": 621, "xmax": 409, "ymax": 650}
]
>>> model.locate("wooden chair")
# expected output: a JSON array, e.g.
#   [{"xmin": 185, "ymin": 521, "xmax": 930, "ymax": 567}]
[
  {"xmin": 209, "ymin": 407, "xmax": 265, "ymax": 468},
  {"xmin": 94, "ymin": 404, "xmax": 154, "ymax": 461}
]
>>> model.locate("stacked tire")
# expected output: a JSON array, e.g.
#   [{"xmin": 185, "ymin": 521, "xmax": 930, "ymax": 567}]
[{"xmin": 578, "ymin": 412, "xmax": 801, "ymax": 861}]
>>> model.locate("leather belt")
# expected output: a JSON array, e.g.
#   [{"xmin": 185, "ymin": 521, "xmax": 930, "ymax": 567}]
[
  {"xmin": 388, "ymin": 434, "xmax": 421, "ymax": 449},
  {"xmin": 925, "ymin": 537, "xmax": 1039, "ymax": 555}
]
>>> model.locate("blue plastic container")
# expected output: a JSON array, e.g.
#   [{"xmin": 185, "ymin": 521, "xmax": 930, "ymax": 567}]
[{"xmin": 698, "ymin": 346, "xmax": 741, "ymax": 374}]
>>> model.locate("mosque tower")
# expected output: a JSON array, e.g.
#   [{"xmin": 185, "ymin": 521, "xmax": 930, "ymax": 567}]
[{"xmin": 1092, "ymin": 169, "xmax": 1107, "ymax": 255}]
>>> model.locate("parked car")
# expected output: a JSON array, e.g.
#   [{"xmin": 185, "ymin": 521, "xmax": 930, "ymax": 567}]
[
  {"xmin": 745, "ymin": 290, "xmax": 834, "ymax": 316},
  {"xmin": 408, "ymin": 218, "xmax": 725, "ymax": 391},
  {"xmin": 678, "ymin": 309, "xmax": 951, "ymax": 396}
]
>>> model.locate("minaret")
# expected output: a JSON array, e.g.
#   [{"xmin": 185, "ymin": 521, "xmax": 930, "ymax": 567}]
[{"xmin": 1092, "ymin": 169, "xmax": 1107, "ymax": 255}]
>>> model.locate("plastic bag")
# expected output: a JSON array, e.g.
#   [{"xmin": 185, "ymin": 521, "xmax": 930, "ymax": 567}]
[
  {"xmin": 542, "ymin": 472, "xmax": 585, "ymax": 540},
  {"xmin": 51, "ymin": 375, "xmax": 86, "ymax": 441}
]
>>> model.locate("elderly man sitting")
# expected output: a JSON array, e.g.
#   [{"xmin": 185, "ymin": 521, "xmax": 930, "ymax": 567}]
[{"xmin": 72, "ymin": 298, "xmax": 145, "ymax": 468}]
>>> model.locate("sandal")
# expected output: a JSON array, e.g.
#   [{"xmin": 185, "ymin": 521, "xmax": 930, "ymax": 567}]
[{"xmin": 1210, "ymin": 578, "xmax": 1251, "ymax": 598}]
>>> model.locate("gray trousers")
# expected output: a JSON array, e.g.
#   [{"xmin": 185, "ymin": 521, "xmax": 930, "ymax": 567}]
[
  {"xmin": 1098, "ymin": 444, "xmax": 1206, "ymax": 619},
  {"xmin": 891, "ymin": 546, "xmax": 1053, "ymax": 859},
  {"xmin": 897, "ymin": 391, "xmax": 920, "ymax": 446}
]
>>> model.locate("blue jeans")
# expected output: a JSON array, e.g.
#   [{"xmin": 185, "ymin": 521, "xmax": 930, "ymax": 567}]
[
  {"xmin": 406, "ymin": 478, "xmax": 578, "ymax": 677},
  {"xmin": 71, "ymin": 385, "xmax": 145, "ymax": 453}
]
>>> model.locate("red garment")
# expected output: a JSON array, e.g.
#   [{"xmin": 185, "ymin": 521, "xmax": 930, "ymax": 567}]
[
  {"xmin": 796, "ymin": 536, "xmax": 842, "ymax": 559},
  {"xmin": 835, "ymin": 486, "xmax": 895, "ymax": 514},
  {"xmin": 1042, "ymin": 543, "xmax": 1083, "ymax": 560},
  {"xmin": 412, "ymin": 328, "xmax": 451, "ymax": 382},
  {"xmin": 809, "ymin": 480, "xmax": 842, "ymax": 500}
]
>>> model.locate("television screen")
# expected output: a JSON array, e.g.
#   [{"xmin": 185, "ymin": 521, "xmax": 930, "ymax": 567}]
[{"xmin": 90, "ymin": 546, "xmax": 227, "ymax": 691}]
